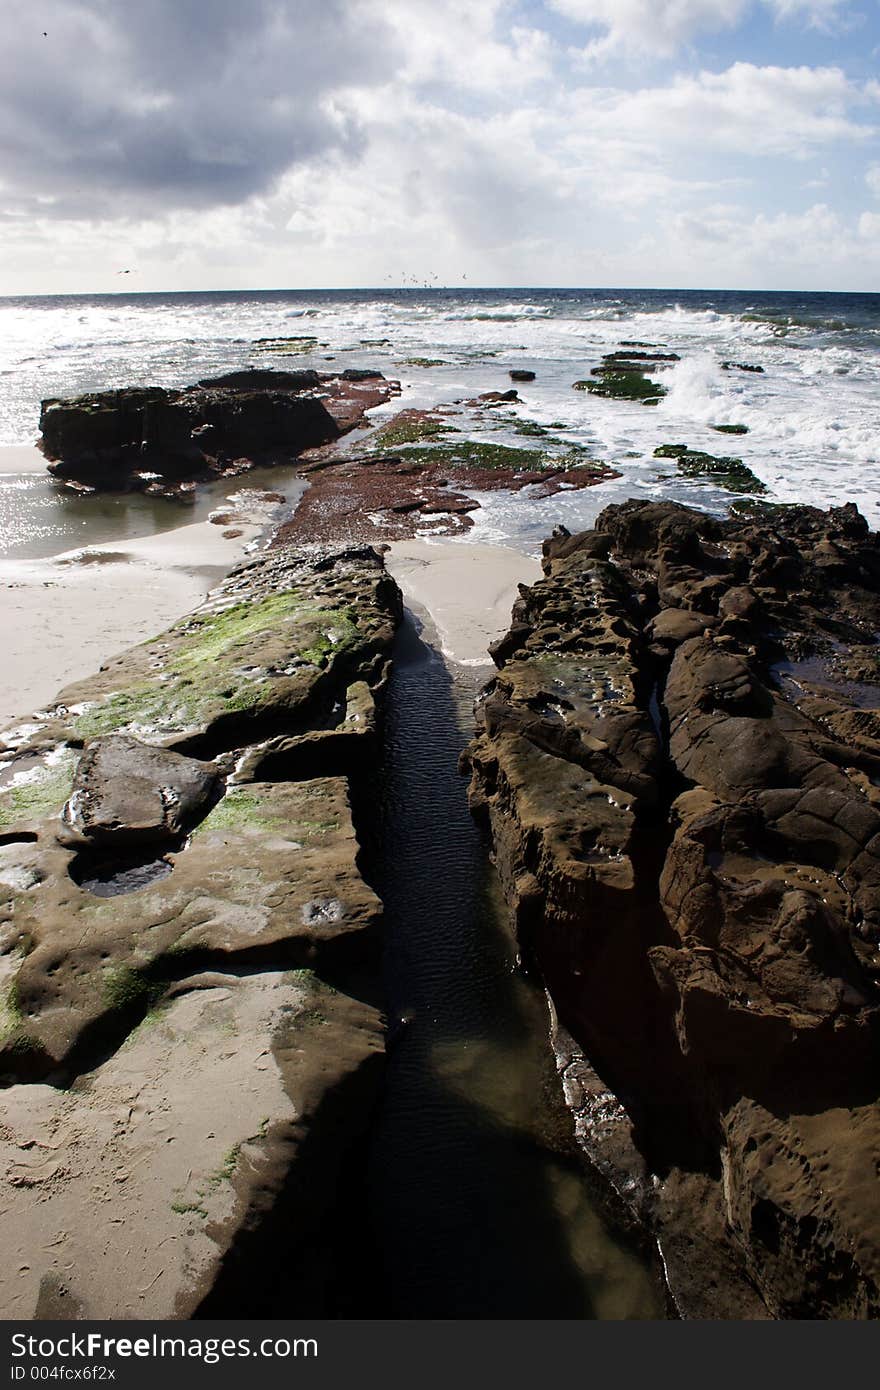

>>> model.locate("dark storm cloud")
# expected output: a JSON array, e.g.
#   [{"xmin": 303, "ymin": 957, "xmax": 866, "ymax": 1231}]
[{"xmin": 0, "ymin": 0, "xmax": 398, "ymax": 216}]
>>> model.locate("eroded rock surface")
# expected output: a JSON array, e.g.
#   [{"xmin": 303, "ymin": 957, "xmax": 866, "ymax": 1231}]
[
  {"xmin": 463, "ymin": 499, "xmax": 880, "ymax": 1318},
  {"xmin": 0, "ymin": 543, "xmax": 402, "ymax": 1318}
]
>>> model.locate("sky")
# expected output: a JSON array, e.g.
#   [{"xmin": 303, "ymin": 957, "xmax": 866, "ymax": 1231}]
[{"xmin": 0, "ymin": 0, "xmax": 878, "ymax": 294}]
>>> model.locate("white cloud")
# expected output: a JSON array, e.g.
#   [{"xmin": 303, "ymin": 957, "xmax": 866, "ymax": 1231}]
[
  {"xmin": 567, "ymin": 64, "xmax": 875, "ymax": 159},
  {"xmin": 552, "ymin": 0, "xmax": 852, "ymax": 57},
  {"xmin": 378, "ymin": 1, "xmax": 554, "ymax": 92},
  {"xmin": 769, "ymin": 0, "xmax": 849, "ymax": 23},
  {"xmin": 0, "ymin": 1, "xmax": 874, "ymax": 293},
  {"xmin": 551, "ymin": 0, "xmax": 748, "ymax": 57},
  {"xmin": 858, "ymin": 210, "xmax": 880, "ymax": 239},
  {"xmin": 0, "ymin": 0, "xmax": 399, "ymax": 216}
]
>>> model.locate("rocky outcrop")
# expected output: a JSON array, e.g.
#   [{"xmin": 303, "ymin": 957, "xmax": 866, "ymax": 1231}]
[
  {"xmin": 38, "ymin": 370, "xmax": 399, "ymax": 498},
  {"xmin": 57, "ymin": 735, "xmax": 219, "ymax": 849},
  {"xmin": 462, "ymin": 499, "xmax": 880, "ymax": 1318},
  {"xmin": 0, "ymin": 543, "xmax": 402, "ymax": 1318},
  {"xmin": 573, "ymin": 371, "xmax": 666, "ymax": 403}
]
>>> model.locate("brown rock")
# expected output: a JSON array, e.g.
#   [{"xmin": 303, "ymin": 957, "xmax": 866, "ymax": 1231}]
[
  {"xmin": 0, "ymin": 543, "xmax": 403, "ymax": 1318},
  {"xmin": 464, "ymin": 498, "xmax": 880, "ymax": 1317},
  {"xmin": 57, "ymin": 735, "xmax": 218, "ymax": 849}
]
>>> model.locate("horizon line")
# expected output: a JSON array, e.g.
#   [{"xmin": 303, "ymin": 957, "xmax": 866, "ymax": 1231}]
[{"xmin": 0, "ymin": 283, "xmax": 877, "ymax": 302}]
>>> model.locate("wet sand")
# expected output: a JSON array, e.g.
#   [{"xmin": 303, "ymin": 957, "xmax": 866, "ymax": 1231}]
[
  {"xmin": 0, "ymin": 445, "xmax": 46, "ymax": 473},
  {"xmin": 385, "ymin": 539, "xmax": 541, "ymax": 667},
  {"xmin": 0, "ymin": 520, "xmax": 262, "ymax": 729}
]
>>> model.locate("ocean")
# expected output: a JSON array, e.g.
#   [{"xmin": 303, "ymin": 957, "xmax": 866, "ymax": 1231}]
[{"xmin": 1, "ymin": 286, "xmax": 878, "ymax": 557}]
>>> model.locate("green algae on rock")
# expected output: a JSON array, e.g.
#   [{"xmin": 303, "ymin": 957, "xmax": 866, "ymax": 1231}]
[
  {"xmin": 0, "ymin": 541, "xmax": 400, "ymax": 1318},
  {"xmin": 393, "ymin": 439, "xmax": 550, "ymax": 471},
  {"xmin": 0, "ymin": 751, "xmax": 77, "ymax": 831},
  {"xmin": 28, "ymin": 546, "xmax": 404, "ymax": 750},
  {"xmin": 653, "ymin": 443, "xmax": 766, "ymax": 494},
  {"xmin": 252, "ymin": 336, "xmax": 319, "ymax": 354},
  {"xmin": 574, "ymin": 371, "xmax": 666, "ymax": 404},
  {"xmin": 373, "ymin": 415, "xmax": 458, "ymax": 448}
]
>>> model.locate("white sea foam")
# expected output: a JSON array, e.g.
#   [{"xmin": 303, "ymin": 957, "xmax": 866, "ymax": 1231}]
[{"xmin": 0, "ymin": 289, "xmax": 877, "ymax": 542}]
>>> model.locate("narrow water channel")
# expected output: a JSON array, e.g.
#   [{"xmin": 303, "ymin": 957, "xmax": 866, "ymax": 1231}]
[{"xmin": 359, "ymin": 608, "xmax": 665, "ymax": 1319}]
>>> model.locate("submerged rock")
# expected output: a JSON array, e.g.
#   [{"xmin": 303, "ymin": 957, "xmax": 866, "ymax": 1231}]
[
  {"xmin": 573, "ymin": 371, "xmax": 666, "ymax": 404},
  {"xmin": 603, "ymin": 350, "xmax": 680, "ymax": 366},
  {"xmin": 652, "ymin": 443, "xmax": 766, "ymax": 494},
  {"xmin": 463, "ymin": 499, "xmax": 880, "ymax": 1318}
]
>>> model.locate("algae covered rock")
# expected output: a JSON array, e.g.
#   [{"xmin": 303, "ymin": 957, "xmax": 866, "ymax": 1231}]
[
  {"xmin": 574, "ymin": 370, "xmax": 666, "ymax": 404},
  {"xmin": 38, "ymin": 370, "xmax": 399, "ymax": 496},
  {"xmin": 0, "ymin": 541, "xmax": 403, "ymax": 1317},
  {"xmin": 39, "ymin": 381, "xmax": 338, "ymax": 492},
  {"xmin": 652, "ymin": 443, "xmax": 766, "ymax": 494},
  {"xmin": 43, "ymin": 544, "xmax": 402, "ymax": 752}
]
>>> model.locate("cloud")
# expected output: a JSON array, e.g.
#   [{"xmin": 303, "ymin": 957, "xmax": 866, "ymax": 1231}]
[
  {"xmin": 768, "ymin": 0, "xmax": 850, "ymax": 23},
  {"xmin": 551, "ymin": 0, "xmax": 748, "ymax": 57},
  {"xmin": 566, "ymin": 64, "xmax": 876, "ymax": 159},
  {"xmin": 0, "ymin": 0, "xmax": 398, "ymax": 217},
  {"xmin": 377, "ymin": 0, "xmax": 554, "ymax": 92},
  {"xmin": 858, "ymin": 210, "xmax": 880, "ymax": 238},
  {"xmin": 551, "ymin": 0, "xmax": 852, "ymax": 57},
  {"xmin": 0, "ymin": 0, "xmax": 875, "ymax": 293}
]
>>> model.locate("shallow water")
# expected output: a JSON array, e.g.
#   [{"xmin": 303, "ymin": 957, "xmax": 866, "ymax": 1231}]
[
  {"xmin": 360, "ymin": 611, "xmax": 664, "ymax": 1318},
  {"xmin": 0, "ymin": 459, "xmax": 308, "ymax": 561}
]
